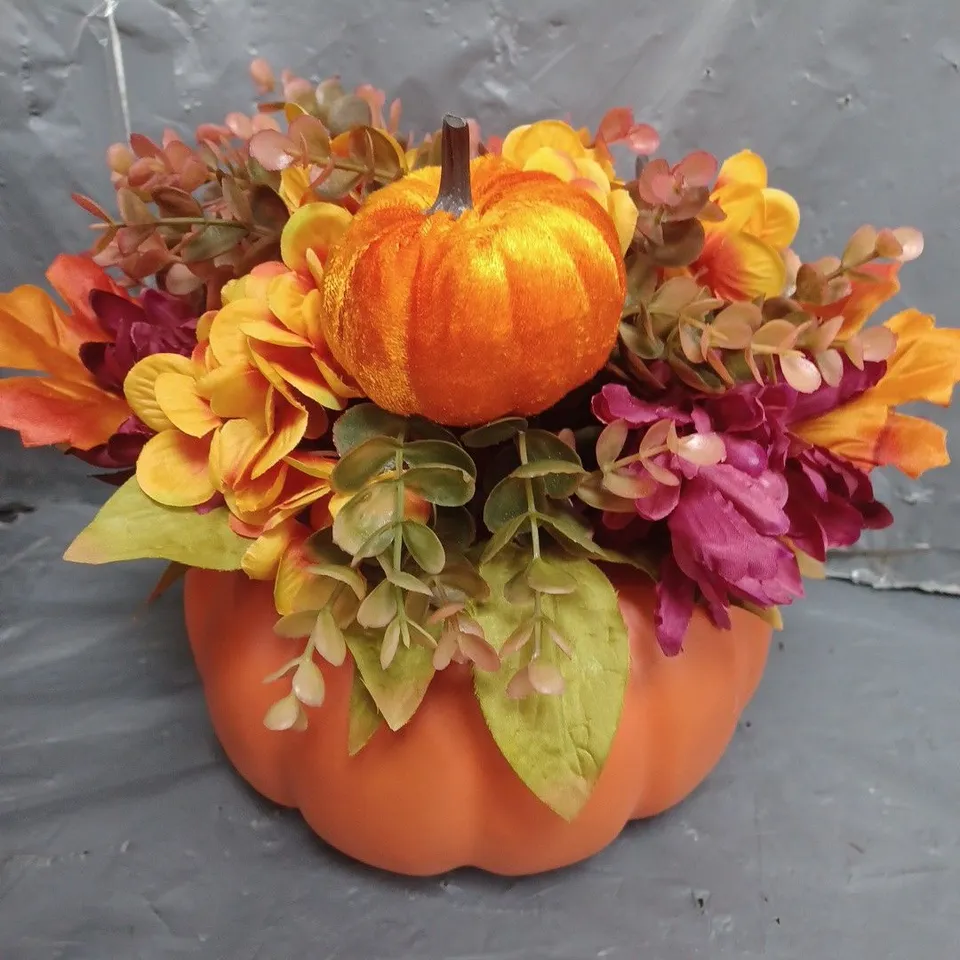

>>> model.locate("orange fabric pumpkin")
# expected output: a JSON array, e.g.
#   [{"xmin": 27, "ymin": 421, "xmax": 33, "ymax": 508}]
[
  {"xmin": 184, "ymin": 566, "xmax": 771, "ymax": 876},
  {"xmin": 318, "ymin": 121, "xmax": 626, "ymax": 427}
]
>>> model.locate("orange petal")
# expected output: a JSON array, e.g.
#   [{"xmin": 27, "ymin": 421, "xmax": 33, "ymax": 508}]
[
  {"xmin": 123, "ymin": 353, "xmax": 197, "ymax": 431},
  {"xmin": 280, "ymin": 202, "xmax": 353, "ymax": 275},
  {"xmin": 136, "ymin": 430, "xmax": 215, "ymax": 507},
  {"xmin": 45, "ymin": 253, "xmax": 123, "ymax": 342},
  {"xmin": 154, "ymin": 372, "xmax": 221, "ymax": 437},
  {"xmin": 873, "ymin": 413, "xmax": 949, "ymax": 478},
  {"xmin": 793, "ymin": 395, "xmax": 888, "ymax": 458},
  {"xmin": 242, "ymin": 519, "xmax": 298, "ymax": 580},
  {"xmin": 233, "ymin": 462, "xmax": 288, "ymax": 516},
  {"xmin": 0, "ymin": 299, "xmax": 90, "ymax": 378},
  {"xmin": 250, "ymin": 341, "xmax": 346, "ymax": 408},
  {"xmin": 284, "ymin": 451, "xmax": 337, "ymax": 479},
  {"xmin": 209, "ymin": 418, "xmax": 266, "ymax": 490},
  {"xmin": 251, "ymin": 395, "xmax": 308, "ymax": 479},
  {"xmin": 0, "ymin": 376, "xmax": 128, "ymax": 449},
  {"xmin": 872, "ymin": 311, "xmax": 960, "ymax": 407},
  {"xmin": 696, "ymin": 230, "xmax": 786, "ymax": 300},
  {"xmin": 239, "ymin": 318, "xmax": 309, "ymax": 347},
  {"xmin": 824, "ymin": 263, "xmax": 900, "ymax": 336},
  {"xmin": 0, "ymin": 284, "xmax": 101, "ymax": 357}
]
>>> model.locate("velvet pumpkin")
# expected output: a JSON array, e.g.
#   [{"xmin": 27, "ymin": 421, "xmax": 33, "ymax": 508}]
[
  {"xmin": 317, "ymin": 118, "xmax": 627, "ymax": 427},
  {"xmin": 184, "ymin": 565, "xmax": 771, "ymax": 877}
]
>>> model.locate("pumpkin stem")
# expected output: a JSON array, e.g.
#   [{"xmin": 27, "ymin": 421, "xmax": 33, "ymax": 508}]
[{"xmin": 426, "ymin": 114, "xmax": 473, "ymax": 217}]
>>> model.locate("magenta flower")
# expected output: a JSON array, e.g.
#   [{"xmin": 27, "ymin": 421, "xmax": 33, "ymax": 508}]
[
  {"xmin": 590, "ymin": 376, "xmax": 889, "ymax": 655},
  {"xmin": 68, "ymin": 288, "xmax": 199, "ymax": 481}
]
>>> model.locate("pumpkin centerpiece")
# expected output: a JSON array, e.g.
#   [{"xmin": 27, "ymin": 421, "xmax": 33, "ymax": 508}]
[{"xmin": 2, "ymin": 60, "xmax": 956, "ymax": 878}]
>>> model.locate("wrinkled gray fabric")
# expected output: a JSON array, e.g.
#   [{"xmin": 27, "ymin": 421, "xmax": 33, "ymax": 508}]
[{"xmin": 1, "ymin": 1, "xmax": 959, "ymax": 956}]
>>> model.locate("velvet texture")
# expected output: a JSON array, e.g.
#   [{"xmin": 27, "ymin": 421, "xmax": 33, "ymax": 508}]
[{"xmin": 319, "ymin": 155, "xmax": 627, "ymax": 426}]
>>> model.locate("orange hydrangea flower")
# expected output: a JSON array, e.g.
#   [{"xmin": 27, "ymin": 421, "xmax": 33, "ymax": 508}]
[
  {"xmin": 692, "ymin": 150, "xmax": 800, "ymax": 301},
  {"xmin": 500, "ymin": 119, "xmax": 639, "ymax": 254},
  {"xmin": 0, "ymin": 255, "xmax": 129, "ymax": 449},
  {"xmin": 795, "ymin": 309, "xmax": 960, "ymax": 478}
]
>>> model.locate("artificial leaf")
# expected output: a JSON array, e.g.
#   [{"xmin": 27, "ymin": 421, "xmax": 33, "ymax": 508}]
[
  {"xmin": 482, "ymin": 475, "xmax": 528, "ymax": 532},
  {"xmin": 332, "ymin": 482, "xmax": 397, "ymax": 555},
  {"xmin": 181, "ymin": 224, "xmax": 244, "ymax": 263},
  {"xmin": 461, "ymin": 417, "xmax": 529, "ymax": 448},
  {"xmin": 523, "ymin": 429, "xmax": 584, "ymax": 497},
  {"xmin": 63, "ymin": 478, "xmax": 250, "ymax": 570},
  {"xmin": 402, "ymin": 439, "xmax": 477, "ymax": 477},
  {"xmin": 510, "ymin": 460, "xmax": 586, "ymax": 480},
  {"xmin": 479, "ymin": 512, "xmax": 527, "ymax": 564},
  {"xmin": 310, "ymin": 607, "xmax": 348, "ymax": 666},
  {"xmin": 402, "ymin": 465, "xmax": 475, "ymax": 507},
  {"xmin": 332, "ymin": 402, "xmax": 407, "ymax": 454},
  {"xmin": 345, "ymin": 629, "xmax": 435, "ymax": 731},
  {"xmin": 348, "ymin": 672, "xmax": 383, "ymax": 755},
  {"xmin": 525, "ymin": 556, "xmax": 578, "ymax": 595},
  {"xmin": 307, "ymin": 563, "xmax": 367, "ymax": 601},
  {"xmin": 356, "ymin": 578, "xmax": 398, "ymax": 628},
  {"xmin": 432, "ymin": 506, "xmax": 476, "ymax": 550},
  {"xmin": 402, "ymin": 521, "xmax": 446, "ymax": 575},
  {"xmin": 472, "ymin": 550, "xmax": 630, "ymax": 821},
  {"xmin": 145, "ymin": 561, "xmax": 188, "ymax": 604},
  {"xmin": 292, "ymin": 658, "xmax": 326, "ymax": 707}
]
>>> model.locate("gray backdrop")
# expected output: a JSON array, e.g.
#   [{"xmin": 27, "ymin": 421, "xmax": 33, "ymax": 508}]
[{"xmin": 1, "ymin": 2, "xmax": 959, "ymax": 958}]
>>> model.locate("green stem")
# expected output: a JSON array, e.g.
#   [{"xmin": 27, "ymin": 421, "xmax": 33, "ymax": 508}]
[{"xmin": 518, "ymin": 432, "xmax": 541, "ymax": 559}]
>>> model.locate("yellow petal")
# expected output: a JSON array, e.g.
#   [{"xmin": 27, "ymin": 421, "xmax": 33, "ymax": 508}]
[
  {"xmin": 267, "ymin": 272, "xmax": 311, "ymax": 338},
  {"xmin": 718, "ymin": 149, "xmax": 768, "ymax": 188},
  {"xmin": 136, "ymin": 430, "xmax": 215, "ymax": 507},
  {"xmin": 280, "ymin": 202, "xmax": 353, "ymax": 275},
  {"xmin": 207, "ymin": 299, "xmax": 269, "ymax": 366},
  {"xmin": 698, "ymin": 231, "xmax": 787, "ymax": 301},
  {"xmin": 251, "ymin": 395, "xmax": 308, "ymax": 479},
  {"xmin": 242, "ymin": 520, "xmax": 297, "ymax": 580},
  {"xmin": 278, "ymin": 166, "xmax": 314, "ymax": 212},
  {"xmin": 209, "ymin": 417, "xmax": 265, "ymax": 489},
  {"xmin": 154, "ymin": 372, "xmax": 221, "ymax": 437},
  {"xmin": 573, "ymin": 157, "xmax": 613, "ymax": 194},
  {"xmin": 759, "ymin": 188, "xmax": 800, "ymax": 249},
  {"xmin": 503, "ymin": 120, "xmax": 587, "ymax": 168},
  {"xmin": 284, "ymin": 451, "xmax": 336, "ymax": 479},
  {"xmin": 521, "ymin": 146, "xmax": 579, "ymax": 181},
  {"xmin": 197, "ymin": 364, "xmax": 269, "ymax": 422},
  {"xmin": 123, "ymin": 353, "xmax": 196, "ymax": 431},
  {"xmin": 872, "ymin": 312, "xmax": 960, "ymax": 407},
  {"xmin": 233, "ymin": 463, "xmax": 288, "ymax": 515},
  {"xmin": 249, "ymin": 340, "xmax": 346, "ymax": 409},
  {"xmin": 608, "ymin": 188, "xmax": 640, "ymax": 255},
  {"xmin": 499, "ymin": 123, "xmax": 530, "ymax": 163},
  {"xmin": 239, "ymin": 318, "xmax": 308, "ymax": 347},
  {"xmin": 709, "ymin": 182, "xmax": 765, "ymax": 233}
]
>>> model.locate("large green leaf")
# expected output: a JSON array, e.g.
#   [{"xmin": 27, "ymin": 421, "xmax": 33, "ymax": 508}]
[
  {"xmin": 345, "ymin": 629, "xmax": 435, "ymax": 731},
  {"xmin": 472, "ymin": 549, "xmax": 630, "ymax": 821},
  {"xmin": 63, "ymin": 478, "xmax": 249, "ymax": 570},
  {"xmin": 348, "ymin": 670, "xmax": 384, "ymax": 756}
]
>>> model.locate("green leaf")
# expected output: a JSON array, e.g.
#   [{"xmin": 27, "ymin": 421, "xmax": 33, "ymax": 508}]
[
  {"xmin": 407, "ymin": 417, "xmax": 459, "ymax": 444},
  {"xmin": 402, "ymin": 522, "xmax": 446, "ymax": 575},
  {"xmin": 536, "ymin": 507, "xmax": 657, "ymax": 576},
  {"xmin": 403, "ymin": 465, "xmax": 475, "ymax": 507},
  {"xmin": 524, "ymin": 429, "xmax": 584, "ymax": 498},
  {"xmin": 332, "ymin": 403, "xmax": 407, "ymax": 455},
  {"xmin": 306, "ymin": 563, "xmax": 367, "ymax": 601},
  {"xmin": 402, "ymin": 439, "xmax": 477, "ymax": 478},
  {"xmin": 525, "ymin": 556, "xmax": 578, "ymax": 595},
  {"xmin": 63, "ymin": 478, "xmax": 250, "ymax": 570},
  {"xmin": 471, "ymin": 552, "xmax": 630, "ymax": 821},
  {"xmin": 482, "ymin": 475, "xmax": 528, "ymax": 532},
  {"xmin": 353, "ymin": 522, "xmax": 398, "ymax": 561},
  {"xmin": 379, "ymin": 559, "xmax": 433, "ymax": 596},
  {"xmin": 181, "ymin": 223, "xmax": 244, "ymax": 263},
  {"xmin": 356, "ymin": 578, "xmax": 398, "ymax": 629},
  {"xmin": 330, "ymin": 436, "xmax": 398, "ymax": 494},
  {"xmin": 332, "ymin": 482, "xmax": 397, "ymax": 555},
  {"xmin": 479, "ymin": 513, "xmax": 527, "ymax": 564},
  {"xmin": 461, "ymin": 417, "xmax": 529, "ymax": 448},
  {"xmin": 510, "ymin": 460, "xmax": 586, "ymax": 480},
  {"xmin": 348, "ymin": 672, "xmax": 383, "ymax": 755},
  {"xmin": 432, "ymin": 506, "xmax": 476, "ymax": 550},
  {"xmin": 345, "ymin": 629, "xmax": 435, "ymax": 731},
  {"xmin": 303, "ymin": 527, "xmax": 353, "ymax": 565}
]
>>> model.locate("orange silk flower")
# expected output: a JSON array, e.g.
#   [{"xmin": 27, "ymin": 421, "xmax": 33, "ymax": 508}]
[
  {"xmin": 0, "ymin": 255, "xmax": 129, "ymax": 449},
  {"xmin": 795, "ymin": 309, "xmax": 960, "ymax": 478}
]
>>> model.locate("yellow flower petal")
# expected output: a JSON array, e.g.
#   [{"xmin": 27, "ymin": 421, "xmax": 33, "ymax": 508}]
[
  {"xmin": 197, "ymin": 364, "xmax": 269, "ymax": 422},
  {"xmin": 251, "ymin": 395, "xmax": 308, "ymax": 479},
  {"xmin": 521, "ymin": 146, "xmax": 579, "ymax": 180},
  {"xmin": 209, "ymin": 417, "xmax": 265, "ymax": 490},
  {"xmin": 123, "ymin": 353, "xmax": 196, "ymax": 432},
  {"xmin": 759, "ymin": 187, "xmax": 800, "ymax": 249},
  {"xmin": 267, "ymin": 272, "xmax": 311, "ymax": 338},
  {"xmin": 239, "ymin": 318, "xmax": 308, "ymax": 347},
  {"xmin": 136, "ymin": 430, "xmax": 215, "ymax": 507},
  {"xmin": 718, "ymin": 149, "xmax": 768, "ymax": 188},
  {"xmin": 278, "ymin": 167, "xmax": 314, "ymax": 212},
  {"xmin": 280, "ymin": 202, "xmax": 353, "ymax": 275},
  {"xmin": 241, "ymin": 520, "xmax": 297, "ymax": 580},
  {"xmin": 207, "ymin": 299, "xmax": 269, "ymax": 366},
  {"xmin": 573, "ymin": 157, "xmax": 613, "ymax": 194},
  {"xmin": 233, "ymin": 463, "xmax": 288, "ymax": 515},
  {"xmin": 154, "ymin": 371, "xmax": 221, "ymax": 438},
  {"xmin": 608, "ymin": 188, "xmax": 640, "ymax": 255},
  {"xmin": 697, "ymin": 231, "xmax": 787, "ymax": 301},
  {"xmin": 709, "ymin": 182, "xmax": 765, "ymax": 233},
  {"xmin": 502, "ymin": 120, "xmax": 587, "ymax": 167},
  {"xmin": 872, "ymin": 311, "xmax": 960, "ymax": 407}
]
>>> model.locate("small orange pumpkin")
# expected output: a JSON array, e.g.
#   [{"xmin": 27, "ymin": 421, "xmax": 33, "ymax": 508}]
[
  {"xmin": 319, "ymin": 116, "xmax": 626, "ymax": 427},
  {"xmin": 184, "ymin": 566, "xmax": 771, "ymax": 876}
]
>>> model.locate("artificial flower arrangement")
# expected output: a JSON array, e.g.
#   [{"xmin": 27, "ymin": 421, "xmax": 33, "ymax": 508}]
[{"xmin": 2, "ymin": 60, "xmax": 959, "ymax": 877}]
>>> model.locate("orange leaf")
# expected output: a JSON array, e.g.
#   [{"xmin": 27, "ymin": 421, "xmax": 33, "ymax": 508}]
[
  {"xmin": 45, "ymin": 253, "xmax": 122, "ymax": 343},
  {"xmin": 0, "ymin": 376, "xmax": 128, "ymax": 449},
  {"xmin": 874, "ymin": 413, "xmax": 949, "ymax": 478}
]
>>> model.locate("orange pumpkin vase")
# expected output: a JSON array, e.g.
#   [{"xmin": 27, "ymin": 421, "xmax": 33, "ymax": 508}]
[{"xmin": 184, "ymin": 566, "xmax": 771, "ymax": 877}]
